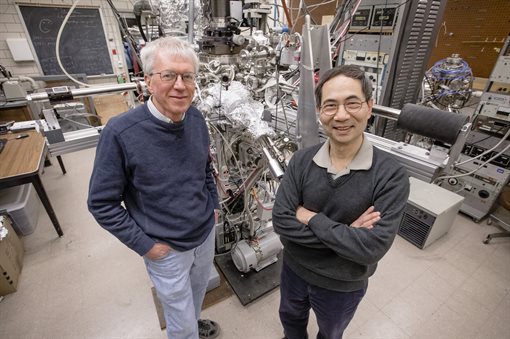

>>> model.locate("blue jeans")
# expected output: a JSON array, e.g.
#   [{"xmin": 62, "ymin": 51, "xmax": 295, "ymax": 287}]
[
  {"xmin": 279, "ymin": 261, "xmax": 366, "ymax": 339},
  {"xmin": 144, "ymin": 228, "xmax": 215, "ymax": 339}
]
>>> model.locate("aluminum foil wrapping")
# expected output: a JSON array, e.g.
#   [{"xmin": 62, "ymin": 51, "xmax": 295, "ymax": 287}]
[
  {"xmin": 0, "ymin": 216, "xmax": 7, "ymax": 241},
  {"xmin": 149, "ymin": 0, "xmax": 206, "ymax": 37},
  {"xmin": 200, "ymin": 81, "xmax": 276, "ymax": 139}
]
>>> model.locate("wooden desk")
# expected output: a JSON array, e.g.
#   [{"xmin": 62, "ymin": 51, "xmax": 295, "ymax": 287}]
[{"xmin": 0, "ymin": 130, "xmax": 63, "ymax": 237}]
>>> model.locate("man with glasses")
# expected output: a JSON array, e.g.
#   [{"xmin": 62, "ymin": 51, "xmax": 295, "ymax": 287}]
[
  {"xmin": 88, "ymin": 37, "xmax": 220, "ymax": 339},
  {"xmin": 273, "ymin": 65, "xmax": 410, "ymax": 339}
]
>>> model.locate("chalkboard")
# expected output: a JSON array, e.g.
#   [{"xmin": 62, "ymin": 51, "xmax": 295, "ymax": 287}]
[{"xmin": 19, "ymin": 5, "xmax": 113, "ymax": 76}]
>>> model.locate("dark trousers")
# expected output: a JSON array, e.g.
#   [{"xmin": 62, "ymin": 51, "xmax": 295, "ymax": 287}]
[{"xmin": 279, "ymin": 262, "xmax": 366, "ymax": 339}]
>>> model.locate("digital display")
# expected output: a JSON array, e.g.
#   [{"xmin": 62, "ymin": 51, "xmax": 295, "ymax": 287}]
[
  {"xmin": 372, "ymin": 6, "xmax": 397, "ymax": 28},
  {"xmin": 350, "ymin": 8, "xmax": 372, "ymax": 29}
]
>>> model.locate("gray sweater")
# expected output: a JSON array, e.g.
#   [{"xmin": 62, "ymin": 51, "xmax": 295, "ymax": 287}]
[{"xmin": 272, "ymin": 143, "xmax": 410, "ymax": 291}]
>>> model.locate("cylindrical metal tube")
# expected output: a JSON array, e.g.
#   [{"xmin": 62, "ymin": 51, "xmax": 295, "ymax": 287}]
[
  {"xmin": 371, "ymin": 104, "xmax": 401, "ymax": 121},
  {"xmin": 26, "ymin": 83, "xmax": 138, "ymax": 102},
  {"xmin": 188, "ymin": 0, "xmax": 194, "ymax": 43},
  {"xmin": 262, "ymin": 147, "xmax": 284, "ymax": 179}
]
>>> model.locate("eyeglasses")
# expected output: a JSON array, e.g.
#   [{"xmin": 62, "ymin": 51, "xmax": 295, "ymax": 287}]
[
  {"xmin": 319, "ymin": 100, "xmax": 366, "ymax": 116},
  {"xmin": 150, "ymin": 70, "xmax": 196, "ymax": 84}
]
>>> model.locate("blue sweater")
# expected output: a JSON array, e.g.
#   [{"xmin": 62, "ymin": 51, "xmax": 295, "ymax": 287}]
[
  {"xmin": 273, "ymin": 143, "xmax": 410, "ymax": 292},
  {"xmin": 87, "ymin": 104, "xmax": 219, "ymax": 256}
]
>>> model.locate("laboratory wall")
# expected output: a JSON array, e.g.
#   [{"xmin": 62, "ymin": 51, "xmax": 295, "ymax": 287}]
[{"xmin": 0, "ymin": 0, "xmax": 132, "ymax": 79}]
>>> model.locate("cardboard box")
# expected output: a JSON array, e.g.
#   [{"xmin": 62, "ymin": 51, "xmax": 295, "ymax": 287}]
[
  {"xmin": 0, "ymin": 214, "xmax": 24, "ymax": 296},
  {"xmin": 93, "ymin": 94, "xmax": 130, "ymax": 125}
]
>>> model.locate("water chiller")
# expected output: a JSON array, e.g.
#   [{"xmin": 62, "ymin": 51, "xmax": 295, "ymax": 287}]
[{"xmin": 398, "ymin": 177, "xmax": 464, "ymax": 249}]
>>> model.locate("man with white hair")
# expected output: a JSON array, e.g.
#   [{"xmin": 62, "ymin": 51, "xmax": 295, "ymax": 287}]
[{"xmin": 88, "ymin": 37, "xmax": 220, "ymax": 339}]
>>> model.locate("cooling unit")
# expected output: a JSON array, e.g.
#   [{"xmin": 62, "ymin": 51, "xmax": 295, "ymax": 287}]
[{"xmin": 398, "ymin": 177, "xmax": 464, "ymax": 249}]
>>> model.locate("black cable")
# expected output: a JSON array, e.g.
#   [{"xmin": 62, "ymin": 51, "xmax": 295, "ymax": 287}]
[
  {"xmin": 274, "ymin": 48, "xmax": 282, "ymax": 132},
  {"xmin": 329, "ymin": 0, "xmax": 351, "ymax": 36},
  {"xmin": 282, "ymin": 66, "xmax": 299, "ymax": 81},
  {"xmin": 0, "ymin": 64, "xmax": 11, "ymax": 78},
  {"xmin": 332, "ymin": 0, "xmax": 356, "ymax": 39},
  {"xmin": 104, "ymin": 0, "xmax": 143, "ymax": 72},
  {"xmin": 227, "ymin": 16, "xmax": 241, "ymax": 25},
  {"xmin": 462, "ymin": 98, "xmax": 482, "ymax": 108},
  {"xmin": 135, "ymin": 15, "xmax": 148, "ymax": 42},
  {"xmin": 469, "ymin": 126, "xmax": 504, "ymax": 146},
  {"xmin": 336, "ymin": 26, "xmax": 369, "ymax": 44}
]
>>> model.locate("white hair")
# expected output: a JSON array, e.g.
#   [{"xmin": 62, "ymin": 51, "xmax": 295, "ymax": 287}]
[{"xmin": 140, "ymin": 37, "xmax": 199, "ymax": 74}]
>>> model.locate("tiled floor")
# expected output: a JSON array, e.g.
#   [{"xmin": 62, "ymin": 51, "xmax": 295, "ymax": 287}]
[{"xmin": 0, "ymin": 147, "xmax": 509, "ymax": 339}]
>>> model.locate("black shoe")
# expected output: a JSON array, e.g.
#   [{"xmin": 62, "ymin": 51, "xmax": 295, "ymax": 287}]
[{"xmin": 198, "ymin": 319, "xmax": 220, "ymax": 339}]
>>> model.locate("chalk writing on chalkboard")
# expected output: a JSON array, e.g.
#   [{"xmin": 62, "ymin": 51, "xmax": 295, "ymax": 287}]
[{"xmin": 19, "ymin": 5, "xmax": 113, "ymax": 76}]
